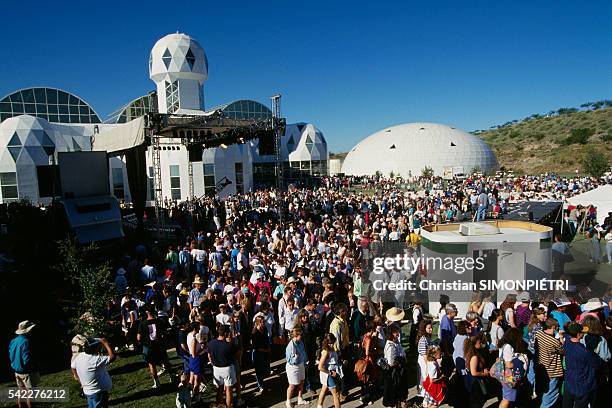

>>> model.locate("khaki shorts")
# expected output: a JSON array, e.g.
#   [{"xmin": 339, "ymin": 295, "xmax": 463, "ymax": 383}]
[
  {"xmin": 286, "ymin": 363, "xmax": 305, "ymax": 385},
  {"xmin": 15, "ymin": 372, "xmax": 40, "ymax": 389},
  {"xmin": 213, "ymin": 365, "xmax": 236, "ymax": 387}
]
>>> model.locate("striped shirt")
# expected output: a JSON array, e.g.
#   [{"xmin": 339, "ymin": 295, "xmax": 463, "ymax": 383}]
[
  {"xmin": 535, "ymin": 330, "xmax": 564, "ymax": 378},
  {"xmin": 417, "ymin": 335, "xmax": 433, "ymax": 356}
]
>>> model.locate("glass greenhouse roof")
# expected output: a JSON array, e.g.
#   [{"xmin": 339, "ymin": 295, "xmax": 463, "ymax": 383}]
[
  {"xmin": 0, "ymin": 87, "xmax": 101, "ymax": 124},
  {"xmin": 105, "ymin": 94, "xmax": 153, "ymax": 124},
  {"xmin": 208, "ymin": 99, "xmax": 272, "ymax": 120}
]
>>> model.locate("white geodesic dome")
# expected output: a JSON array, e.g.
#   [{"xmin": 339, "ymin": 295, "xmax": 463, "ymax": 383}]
[
  {"xmin": 341, "ymin": 122, "xmax": 498, "ymax": 177},
  {"xmin": 149, "ymin": 33, "xmax": 208, "ymax": 83}
]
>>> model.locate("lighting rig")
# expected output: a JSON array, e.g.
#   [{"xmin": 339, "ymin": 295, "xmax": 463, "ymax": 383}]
[{"xmin": 144, "ymin": 109, "xmax": 286, "ymax": 228}]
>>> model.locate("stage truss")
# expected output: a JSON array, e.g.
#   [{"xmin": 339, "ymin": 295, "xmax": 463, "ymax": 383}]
[{"xmin": 144, "ymin": 108, "xmax": 286, "ymax": 228}]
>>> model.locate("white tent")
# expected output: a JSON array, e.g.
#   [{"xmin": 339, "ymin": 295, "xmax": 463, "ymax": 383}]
[{"xmin": 567, "ymin": 184, "xmax": 612, "ymax": 225}]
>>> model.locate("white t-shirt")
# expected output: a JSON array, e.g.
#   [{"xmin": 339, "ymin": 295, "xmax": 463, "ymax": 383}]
[
  {"xmin": 490, "ymin": 322, "xmax": 504, "ymax": 349},
  {"xmin": 500, "ymin": 343, "xmax": 514, "ymax": 362},
  {"xmin": 216, "ymin": 313, "xmax": 231, "ymax": 326},
  {"xmin": 71, "ymin": 353, "xmax": 112, "ymax": 396},
  {"xmin": 413, "ymin": 307, "xmax": 423, "ymax": 325},
  {"xmin": 191, "ymin": 248, "xmax": 207, "ymax": 262},
  {"xmin": 383, "ymin": 340, "xmax": 405, "ymax": 367},
  {"xmin": 187, "ymin": 332, "xmax": 203, "ymax": 357},
  {"xmin": 499, "ymin": 344, "xmax": 527, "ymax": 370},
  {"xmin": 419, "ymin": 359, "xmax": 441, "ymax": 384},
  {"xmin": 505, "ymin": 308, "xmax": 514, "ymax": 325},
  {"xmin": 482, "ymin": 301, "xmax": 496, "ymax": 321},
  {"xmin": 274, "ymin": 265, "xmax": 287, "ymax": 279}
]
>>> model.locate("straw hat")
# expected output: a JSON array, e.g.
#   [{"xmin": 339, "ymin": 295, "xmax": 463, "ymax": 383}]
[
  {"xmin": 385, "ymin": 307, "xmax": 405, "ymax": 322},
  {"xmin": 287, "ymin": 276, "xmax": 299, "ymax": 284},
  {"xmin": 15, "ymin": 320, "xmax": 36, "ymax": 335},
  {"xmin": 193, "ymin": 276, "xmax": 205, "ymax": 285},
  {"xmin": 583, "ymin": 298, "xmax": 606, "ymax": 312},
  {"xmin": 518, "ymin": 292, "xmax": 530, "ymax": 303}
]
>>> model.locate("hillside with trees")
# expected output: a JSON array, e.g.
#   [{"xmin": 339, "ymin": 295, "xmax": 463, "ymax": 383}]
[{"xmin": 475, "ymin": 101, "xmax": 612, "ymax": 175}]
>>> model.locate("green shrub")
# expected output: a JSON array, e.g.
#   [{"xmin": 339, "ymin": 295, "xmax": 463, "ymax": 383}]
[
  {"xmin": 562, "ymin": 128, "xmax": 595, "ymax": 145},
  {"xmin": 421, "ymin": 166, "xmax": 434, "ymax": 178},
  {"xmin": 581, "ymin": 146, "xmax": 609, "ymax": 178},
  {"xmin": 54, "ymin": 240, "xmax": 115, "ymax": 337},
  {"xmin": 509, "ymin": 131, "xmax": 521, "ymax": 139}
]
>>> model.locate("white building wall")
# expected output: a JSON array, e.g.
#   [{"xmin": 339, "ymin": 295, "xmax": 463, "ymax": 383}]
[
  {"xmin": 109, "ymin": 156, "xmax": 131, "ymax": 203},
  {"xmin": 192, "ymin": 161, "xmax": 205, "ymax": 197},
  {"xmin": 0, "ymin": 115, "xmax": 100, "ymax": 204},
  {"xmin": 176, "ymin": 79, "xmax": 203, "ymax": 112},
  {"xmin": 329, "ymin": 158, "xmax": 344, "ymax": 175},
  {"xmin": 202, "ymin": 143, "xmax": 253, "ymax": 196},
  {"xmin": 122, "ymin": 139, "xmax": 255, "ymax": 204}
]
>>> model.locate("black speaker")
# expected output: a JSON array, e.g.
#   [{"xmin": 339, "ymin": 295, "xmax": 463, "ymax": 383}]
[
  {"xmin": 258, "ymin": 133, "xmax": 275, "ymax": 156},
  {"xmin": 187, "ymin": 144, "xmax": 203, "ymax": 162}
]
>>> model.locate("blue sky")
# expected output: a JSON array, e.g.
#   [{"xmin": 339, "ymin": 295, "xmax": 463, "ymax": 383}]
[{"xmin": 1, "ymin": 1, "xmax": 611, "ymax": 152}]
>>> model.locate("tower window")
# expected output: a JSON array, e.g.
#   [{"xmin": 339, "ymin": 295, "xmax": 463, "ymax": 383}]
[
  {"xmin": 203, "ymin": 164, "xmax": 215, "ymax": 197},
  {"xmin": 186, "ymin": 48, "xmax": 196, "ymax": 70},
  {"xmin": 162, "ymin": 49, "xmax": 172, "ymax": 69},
  {"xmin": 450, "ymin": 142, "xmax": 456, "ymax": 147},
  {"xmin": 169, "ymin": 165, "xmax": 181, "ymax": 200},
  {"xmin": 389, "ymin": 144, "xmax": 396, "ymax": 149}
]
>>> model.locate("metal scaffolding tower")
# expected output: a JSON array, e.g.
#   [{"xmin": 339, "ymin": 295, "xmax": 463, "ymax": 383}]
[
  {"xmin": 142, "ymin": 97, "xmax": 282, "ymax": 232},
  {"xmin": 188, "ymin": 161, "xmax": 194, "ymax": 201},
  {"xmin": 270, "ymin": 94, "xmax": 283, "ymax": 224},
  {"xmin": 270, "ymin": 94, "xmax": 283, "ymax": 191},
  {"xmin": 151, "ymin": 135, "xmax": 165, "ymax": 229}
]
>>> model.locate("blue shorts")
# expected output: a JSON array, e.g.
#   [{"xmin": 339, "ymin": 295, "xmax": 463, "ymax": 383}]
[
  {"xmin": 189, "ymin": 356, "xmax": 202, "ymax": 376},
  {"xmin": 327, "ymin": 374, "xmax": 337, "ymax": 389},
  {"xmin": 181, "ymin": 355, "xmax": 190, "ymax": 373},
  {"xmin": 502, "ymin": 383, "xmax": 517, "ymax": 401},
  {"xmin": 86, "ymin": 390, "xmax": 109, "ymax": 408}
]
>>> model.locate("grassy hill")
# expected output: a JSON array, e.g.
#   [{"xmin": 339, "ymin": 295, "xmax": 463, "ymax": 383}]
[{"xmin": 476, "ymin": 107, "xmax": 612, "ymax": 174}]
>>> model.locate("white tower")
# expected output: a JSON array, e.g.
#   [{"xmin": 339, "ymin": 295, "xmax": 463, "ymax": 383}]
[{"xmin": 149, "ymin": 33, "xmax": 208, "ymax": 114}]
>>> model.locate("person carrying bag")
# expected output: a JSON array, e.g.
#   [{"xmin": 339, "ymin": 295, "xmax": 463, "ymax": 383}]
[
  {"xmin": 382, "ymin": 325, "xmax": 409, "ymax": 408},
  {"xmin": 489, "ymin": 328, "xmax": 527, "ymax": 408},
  {"xmin": 421, "ymin": 345, "xmax": 447, "ymax": 408}
]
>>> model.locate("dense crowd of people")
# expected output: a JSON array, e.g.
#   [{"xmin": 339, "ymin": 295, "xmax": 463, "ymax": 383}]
[{"xmin": 7, "ymin": 172, "xmax": 612, "ymax": 408}]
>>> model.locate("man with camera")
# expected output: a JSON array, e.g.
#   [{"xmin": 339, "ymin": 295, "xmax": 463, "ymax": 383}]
[{"xmin": 71, "ymin": 337, "xmax": 116, "ymax": 408}]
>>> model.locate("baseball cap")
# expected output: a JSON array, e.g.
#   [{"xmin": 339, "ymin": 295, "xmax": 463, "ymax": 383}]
[{"xmin": 566, "ymin": 322, "xmax": 588, "ymax": 337}]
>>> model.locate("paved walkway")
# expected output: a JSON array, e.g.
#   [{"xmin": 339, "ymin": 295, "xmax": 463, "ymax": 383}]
[{"xmin": 231, "ymin": 358, "xmax": 500, "ymax": 408}]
